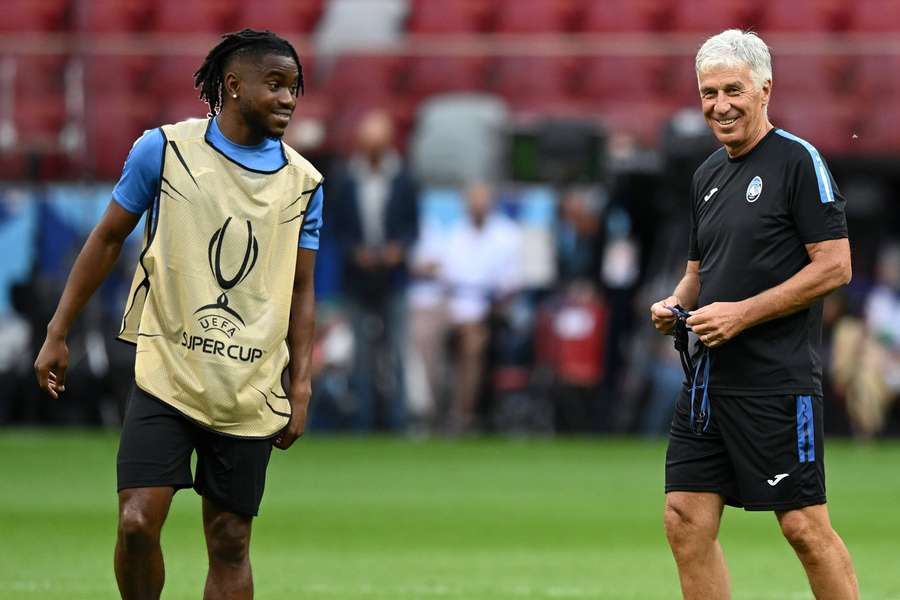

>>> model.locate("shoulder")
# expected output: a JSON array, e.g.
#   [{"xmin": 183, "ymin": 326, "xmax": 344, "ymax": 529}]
[
  {"xmin": 160, "ymin": 118, "xmax": 210, "ymax": 142},
  {"xmin": 769, "ymin": 128, "xmax": 829, "ymax": 169},
  {"xmin": 693, "ymin": 147, "xmax": 727, "ymax": 181},
  {"xmin": 283, "ymin": 144, "xmax": 324, "ymax": 183},
  {"xmin": 128, "ymin": 127, "xmax": 165, "ymax": 161}
]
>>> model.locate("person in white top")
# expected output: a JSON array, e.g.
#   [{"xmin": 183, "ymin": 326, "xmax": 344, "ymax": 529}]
[{"xmin": 441, "ymin": 182, "xmax": 523, "ymax": 431}]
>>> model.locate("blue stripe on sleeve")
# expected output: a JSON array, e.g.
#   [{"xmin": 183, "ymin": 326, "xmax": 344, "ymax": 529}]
[
  {"xmin": 775, "ymin": 129, "xmax": 834, "ymax": 204},
  {"xmin": 298, "ymin": 184, "xmax": 324, "ymax": 250}
]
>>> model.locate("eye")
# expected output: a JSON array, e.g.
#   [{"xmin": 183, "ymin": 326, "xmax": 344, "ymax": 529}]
[{"xmin": 267, "ymin": 82, "xmax": 279, "ymax": 91}]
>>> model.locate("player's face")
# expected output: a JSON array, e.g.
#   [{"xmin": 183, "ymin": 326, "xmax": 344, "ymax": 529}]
[
  {"xmin": 698, "ymin": 63, "xmax": 771, "ymax": 156},
  {"xmin": 238, "ymin": 54, "xmax": 300, "ymax": 138}
]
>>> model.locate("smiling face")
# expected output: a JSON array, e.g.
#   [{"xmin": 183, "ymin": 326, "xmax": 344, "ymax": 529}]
[
  {"xmin": 226, "ymin": 53, "xmax": 300, "ymax": 139},
  {"xmin": 698, "ymin": 63, "xmax": 772, "ymax": 158}
]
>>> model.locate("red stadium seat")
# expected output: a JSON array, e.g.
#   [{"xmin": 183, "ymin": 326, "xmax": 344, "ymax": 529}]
[
  {"xmin": 406, "ymin": 0, "xmax": 483, "ymax": 33},
  {"xmin": 855, "ymin": 55, "xmax": 900, "ymax": 102},
  {"xmin": 595, "ymin": 101, "xmax": 677, "ymax": 146},
  {"xmin": 670, "ymin": 55, "xmax": 703, "ymax": 106},
  {"xmin": 12, "ymin": 56, "xmax": 67, "ymax": 102},
  {"xmin": 493, "ymin": 0, "xmax": 574, "ymax": 33},
  {"xmin": 852, "ymin": 110, "xmax": 900, "ymax": 154},
  {"xmin": 153, "ymin": 0, "xmax": 237, "ymax": 33},
  {"xmin": 234, "ymin": 0, "xmax": 324, "ymax": 33},
  {"xmin": 669, "ymin": 0, "xmax": 763, "ymax": 33},
  {"xmin": 149, "ymin": 55, "xmax": 207, "ymax": 105},
  {"xmin": 15, "ymin": 98, "xmax": 66, "ymax": 148},
  {"xmin": 84, "ymin": 94, "xmax": 157, "ymax": 178},
  {"xmin": 324, "ymin": 54, "xmax": 406, "ymax": 101},
  {"xmin": 771, "ymin": 100, "xmax": 858, "ymax": 155},
  {"xmin": 404, "ymin": 56, "xmax": 488, "ymax": 102},
  {"xmin": 772, "ymin": 55, "xmax": 853, "ymax": 98},
  {"xmin": 581, "ymin": 0, "xmax": 671, "ymax": 32},
  {"xmin": 84, "ymin": 55, "xmax": 154, "ymax": 95},
  {"xmin": 76, "ymin": 0, "xmax": 154, "ymax": 32},
  {"xmin": 759, "ymin": 0, "xmax": 850, "ymax": 32},
  {"xmin": 578, "ymin": 56, "xmax": 672, "ymax": 101},
  {"xmin": 489, "ymin": 56, "xmax": 577, "ymax": 108},
  {"xmin": 850, "ymin": 0, "xmax": 900, "ymax": 31},
  {"xmin": 0, "ymin": 0, "xmax": 71, "ymax": 32}
]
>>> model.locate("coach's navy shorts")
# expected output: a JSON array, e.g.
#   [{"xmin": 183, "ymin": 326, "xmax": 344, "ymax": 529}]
[
  {"xmin": 665, "ymin": 389, "xmax": 826, "ymax": 511},
  {"xmin": 117, "ymin": 384, "xmax": 273, "ymax": 517}
]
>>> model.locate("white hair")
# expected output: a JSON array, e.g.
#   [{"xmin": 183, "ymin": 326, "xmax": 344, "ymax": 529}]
[{"xmin": 695, "ymin": 29, "xmax": 772, "ymax": 90}]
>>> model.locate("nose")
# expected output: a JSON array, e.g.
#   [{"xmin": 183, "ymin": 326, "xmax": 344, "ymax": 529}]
[
  {"xmin": 713, "ymin": 91, "xmax": 731, "ymax": 114},
  {"xmin": 278, "ymin": 87, "xmax": 296, "ymax": 109}
]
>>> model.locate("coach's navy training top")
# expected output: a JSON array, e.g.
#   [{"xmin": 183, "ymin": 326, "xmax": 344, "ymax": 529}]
[
  {"xmin": 687, "ymin": 128, "xmax": 848, "ymax": 396},
  {"xmin": 112, "ymin": 117, "xmax": 324, "ymax": 250}
]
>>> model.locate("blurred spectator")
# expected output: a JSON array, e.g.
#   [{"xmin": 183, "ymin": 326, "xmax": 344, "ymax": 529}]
[
  {"xmin": 406, "ymin": 220, "xmax": 449, "ymax": 430},
  {"xmin": 535, "ymin": 281, "xmax": 609, "ymax": 433},
  {"xmin": 330, "ymin": 109, "xmax": 419, "ymax": 431},
  {"xmin": 441, "ymin": 182, "xmax": 523, "ymax": 432},
  {"xmin": 555, "ymin": 187, "xmax": 604, "ymax": 283},
  {"xmin": 832, "ymin": 243, "xmax": 900, "ymax": 438}
]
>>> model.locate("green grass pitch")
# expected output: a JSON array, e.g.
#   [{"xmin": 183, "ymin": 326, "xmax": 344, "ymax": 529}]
[{"xmin": 1, "ymin": 432, "xmax": 899, "ymax": 599}]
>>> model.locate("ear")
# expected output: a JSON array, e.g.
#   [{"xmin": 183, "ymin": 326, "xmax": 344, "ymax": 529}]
[
  {"xmin": 224, "ymin": 71, "xmax": 241, "ymax": 100},
  {"xmin": 760, "ymin": 78, "xmax": 772, "ymax": 107}
]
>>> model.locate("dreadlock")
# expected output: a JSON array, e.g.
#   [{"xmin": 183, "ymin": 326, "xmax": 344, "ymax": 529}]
[{"xmin": 194, "ymin": 29, "xmax": 304, "ymax": 117}]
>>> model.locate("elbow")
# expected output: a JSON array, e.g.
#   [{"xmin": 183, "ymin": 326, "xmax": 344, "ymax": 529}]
[{"xmin": 829, "ymin": 257, "xmax": 852, "ymax": 289}]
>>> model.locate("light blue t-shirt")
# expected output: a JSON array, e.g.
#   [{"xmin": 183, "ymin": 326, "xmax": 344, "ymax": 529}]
[{"xmin": 112, "ymin": 117, "xmax": 323, "ymax": 250}]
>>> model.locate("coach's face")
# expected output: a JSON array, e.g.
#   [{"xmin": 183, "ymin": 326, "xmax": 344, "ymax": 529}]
[{"xmin": 698, "ymin": 63, "xmax": 771, "ymax": 157}]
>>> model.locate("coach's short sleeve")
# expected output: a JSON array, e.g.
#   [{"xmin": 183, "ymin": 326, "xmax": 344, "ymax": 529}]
[
  {"xmin": 112, "ymin": 128, "xmax": 164, "ymax": 215},
  {"xmin": 688, "ymin": 175, "xmax": 700, "ymax": 260},
  {"xmin": 298, "ymin": 184, "xmax": 324, "ymax": 250},
  {"xmin": 786, "ymin": 140, "xmax": 848, "ymax": 243}
]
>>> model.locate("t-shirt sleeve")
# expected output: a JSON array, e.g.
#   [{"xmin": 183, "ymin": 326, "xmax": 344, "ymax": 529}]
[
  {"xmin": 788, "ymin": 146, "xmax": 848, "ymax": 243},
  {"xmin": 111, "ymin": 128, "xmax": 164, "ymax": 215},
  {"xmin": 298, "ymin": 184, "xmax": 324, "ymax": 250},
  {"xmin": 687, "ymin": 175, "xmax": 700, "ymax": 261}
]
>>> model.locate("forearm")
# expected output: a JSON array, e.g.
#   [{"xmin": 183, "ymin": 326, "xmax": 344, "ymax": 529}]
[
  {"xmin": 673, "ymin": 271, "xmax": 701, "ymax": 310},
  {"xmin": 287, "ymin": 286, "xmax": 316, "ymax": 395},
  {"xmin": 47, "ymin": 229, "xmax": 127, "ymax": 338},
  {"xmin": 740, "ymin": 255, "xmax": 849, "ymax": 329}
]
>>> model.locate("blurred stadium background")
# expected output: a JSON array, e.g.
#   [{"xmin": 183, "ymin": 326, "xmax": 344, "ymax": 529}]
[{"xmin": 1, "ymin": 1, "xmax": 900, "ymax": 598}]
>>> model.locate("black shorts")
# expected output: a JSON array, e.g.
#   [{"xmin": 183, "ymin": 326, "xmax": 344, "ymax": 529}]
[
  {"xmin": 665, "ymin": 389, "xmax": 826, "ymax": 511},
  {"xmin": 117, "ymin": 384, "xmax": 274, "ymax": 517}
]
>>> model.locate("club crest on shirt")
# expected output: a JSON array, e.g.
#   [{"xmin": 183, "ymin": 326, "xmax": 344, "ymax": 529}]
[{"xmin": 746, "ymin": 176, "xmax": 763, "ymax": 203}]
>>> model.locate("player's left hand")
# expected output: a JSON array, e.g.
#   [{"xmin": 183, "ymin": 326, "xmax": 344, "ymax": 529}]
[
  {"xmin": 273, "ymin": 387, "xmax": 310, "ymax": 450},
  {"xmin": 686, "ymin": 301, "xmax": 746, "ymax": 348}
]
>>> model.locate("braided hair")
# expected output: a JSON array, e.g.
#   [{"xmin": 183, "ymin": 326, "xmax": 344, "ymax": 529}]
[{"xmin": 194, "ymin": 29, "xmax": 304, "ymax": 116}]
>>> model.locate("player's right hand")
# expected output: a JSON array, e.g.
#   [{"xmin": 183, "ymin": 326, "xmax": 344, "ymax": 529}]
[
  {"xmin": 34, "ymin": 335, "xmax": 69, "ymax": 400},
  {"xmin": 650, "ymin": 295, "xmax": 681, "ymax": 336}
]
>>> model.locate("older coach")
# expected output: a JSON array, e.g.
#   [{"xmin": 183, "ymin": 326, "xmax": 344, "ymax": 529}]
[{"xmin": 650, "ymin": 30, "xmax": 858, "ymax": 599}]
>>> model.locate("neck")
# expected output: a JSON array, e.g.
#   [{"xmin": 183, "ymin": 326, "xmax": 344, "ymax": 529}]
[
  {"xmin": 216, "ymin": 109, "xmax": 265, "ymax": 146},
  {"xmin": 725, "ymin": 119, "xmax": 774, "ymax": 158}
]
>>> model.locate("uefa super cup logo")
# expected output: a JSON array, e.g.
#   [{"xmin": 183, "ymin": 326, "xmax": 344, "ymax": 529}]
[{"xmin": 193, "ymin": 217, "xmax": 259, "ymax": 338}]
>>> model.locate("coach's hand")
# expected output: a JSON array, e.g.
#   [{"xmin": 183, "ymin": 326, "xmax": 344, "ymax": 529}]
[
  {"xmin": 273, "ymin": 385, "xmax": 310, "ymax": 450},
  {"xmin": 687, "ymin": 302, "xmax": 746, "ymax": 348},
  {"xmin": 650, "ymin": 295, "xmax": 682, "ymax": 335}
]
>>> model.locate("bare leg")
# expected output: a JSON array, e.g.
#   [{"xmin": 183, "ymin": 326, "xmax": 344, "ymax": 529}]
[
  {"xmin": 203, "ymin": 497, "xmax": 254, "ymax": 600},
  {"xmin": 664, "ymin": 491, "xmax": 731, "ymax": 600},
  {"xmin": 777, "ymin": 504, "xmax": 858, "ymax": 599},
  {"xmin": 115, "ymin": 487, "xmax": 175, "ymax": 600}
]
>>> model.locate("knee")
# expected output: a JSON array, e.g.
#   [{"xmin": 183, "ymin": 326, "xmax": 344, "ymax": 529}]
[
  {"xmin": 780, "ymin": 512, "xmax": 826, "ymax": 557},
  {"xmin": 206, "ymin": 514, "xmax": 251, "ymax": 566},
  {"xmin": 664, "ymin": 499, "xmax": 716, "ymax": 555},
  {"xmin": 118, "ymin": 504, "xmax": 161, "ymax": 550}
]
